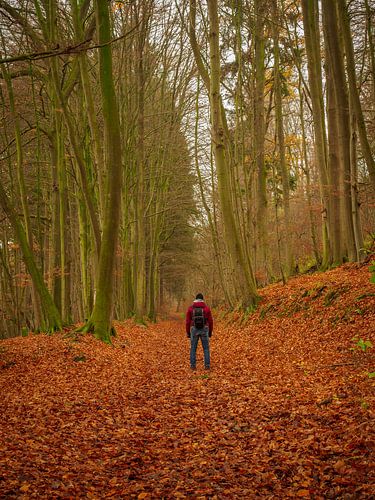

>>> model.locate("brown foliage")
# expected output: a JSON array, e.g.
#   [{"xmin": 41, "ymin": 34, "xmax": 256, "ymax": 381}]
[{"xmin": 0, "ymin": 264, "xmax": 374, "ymax": 498}]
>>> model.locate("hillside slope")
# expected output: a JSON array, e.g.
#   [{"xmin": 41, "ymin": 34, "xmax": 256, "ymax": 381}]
[{"xmin": 0, "ymin": 263, "xmax": 374, "ymax": 498}]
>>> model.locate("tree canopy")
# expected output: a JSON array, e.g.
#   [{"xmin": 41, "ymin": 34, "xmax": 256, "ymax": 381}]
[{"xmin": 0, "ymin": 0, "xmax": 374, "ymax": 338}]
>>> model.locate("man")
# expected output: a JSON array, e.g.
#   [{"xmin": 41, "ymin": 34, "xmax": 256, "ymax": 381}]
[{"xmin": 186, "ymin": 293, "xmax": 213, "ymax": 370}]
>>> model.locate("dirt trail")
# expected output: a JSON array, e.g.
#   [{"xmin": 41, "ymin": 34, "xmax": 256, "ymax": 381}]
[{"xmin": 1, "ymin": 264, "xmax": 374, "ymax": 498}]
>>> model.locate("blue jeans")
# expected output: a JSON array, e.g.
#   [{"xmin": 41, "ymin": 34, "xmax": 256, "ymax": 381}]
[{"xmin": 190, "ymin": 326, "xmax": 210, "ymax": 369}]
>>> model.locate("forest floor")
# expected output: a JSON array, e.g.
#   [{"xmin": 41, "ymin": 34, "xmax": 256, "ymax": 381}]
[{"xmin": 1, "ymin": 263, "xmax": 374, "ymax": 499}]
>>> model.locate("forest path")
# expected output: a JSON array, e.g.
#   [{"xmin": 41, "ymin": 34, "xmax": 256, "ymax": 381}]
[
  {"xmin": 1, "ymin": 264, "xmax": 375, "ymax": 498},
  {"xmin": 1, "ymin": 319, "xmax": 374, "ymax": 498}
]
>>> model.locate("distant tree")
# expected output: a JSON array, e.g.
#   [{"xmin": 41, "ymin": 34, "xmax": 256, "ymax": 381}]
[{"xmin": 189, "ymin": 0, "xmax": 259, "ymax": 307}]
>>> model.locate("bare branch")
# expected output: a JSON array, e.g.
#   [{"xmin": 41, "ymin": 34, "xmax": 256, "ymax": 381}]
[{"xmin": 0, "ymin": 25, "xmax": 139, "ymax": 65}]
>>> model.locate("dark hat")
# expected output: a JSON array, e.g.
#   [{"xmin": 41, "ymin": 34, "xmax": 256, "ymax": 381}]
[{"xmin": 195, "ymin": 293, "xmax": 204, "ymax": 300}]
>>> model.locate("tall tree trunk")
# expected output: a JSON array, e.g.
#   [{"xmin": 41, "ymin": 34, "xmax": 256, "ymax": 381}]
[
  {"xmin": 56, "ymin": 115, "xmax": 68, "ymax": 321},
  {"xmin": 194, "ymin": 76, "xmax": 232, "ymax": 306},
  {"xmin": 349, "ymin": 94, "xmax": 365, "ymax": 259},
  {"xmin": 301, "ymin": 0, "xmax": 331, "ymax": 268},
  {"xmin": 272, "ymin": 2, "xmax": 294, "ymax": 276},
  {"xmin": 322, "ymin": 1, "xmax": 357, "ymax": 262},
  {"xmin": 299, "ymin": 75, "xmax": 319, "ymax": 264},
  {"xmin": 190, "ymin": 0, "xmax": 258, "ymax": 307},
  {"xmin": 326, "ymin": 55, "xmax": 343, "ymax": 264},
  {"xmin": 80, "ymin": 0, "xmax": 124, "ymax": 342},
  {"xmin": 49, "ymin": 128, "xmax": 61, "ymax": 311},
  {"xmin": 208, "ymin": 0, "xmax": 258, "ymax": 306},
  {"xmin": 254, "ymin": 0, "xmax": 271, "ymax": 280},
  {"xmin": 78, "ymin": 193, "xmax": 91, "ymax": 319},
  {"xmin": 336, "ymin": 0, "xmax": 375, "ymax": 191},
  {"xmin": 50, "ymin": 63, "xmax": 102, "ymax": 258},
  {"xmin": 0, "ymin": 232, "xmax": 21, "ymax": 336},
  {"xmin": 134, "ymin": 5, "xmax": 148, "ymax": 322},
  {"xmin": 71, "ymin": 0, "xmax": 105, "ymax": 220},
  {"xmin": 365, "ymin": 0, "xmax": 375, "ymax": 126}
]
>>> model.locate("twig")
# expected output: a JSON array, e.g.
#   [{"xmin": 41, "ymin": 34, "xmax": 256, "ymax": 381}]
[
  {"xmin": 0, "ymin": 38, "xmax": 93, "ymax": 64},
  {"xmin": 316, "ymin": 362, "xmax": 356, "ymax": 369}
]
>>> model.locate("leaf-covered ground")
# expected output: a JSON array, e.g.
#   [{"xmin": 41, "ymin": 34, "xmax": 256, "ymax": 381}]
[{"xmin": 1, "ymin": 263, "xmax": 374, "ymax": 499}]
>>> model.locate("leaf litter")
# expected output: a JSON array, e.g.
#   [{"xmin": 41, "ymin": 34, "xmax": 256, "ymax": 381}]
[{"xmin": 0, "ymin": 263, "xmax": 374, "ymax": 498}]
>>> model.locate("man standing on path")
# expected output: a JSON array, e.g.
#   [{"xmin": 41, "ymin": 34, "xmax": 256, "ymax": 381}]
[{"xmin": 186, "ymin": 293, "xmax": 213, "ymax": 370}]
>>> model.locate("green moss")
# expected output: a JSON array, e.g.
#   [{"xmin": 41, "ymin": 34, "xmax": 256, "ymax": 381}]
[{"xmin": 323, "ymin": 289, "xmax": 339, "ymax": 306}]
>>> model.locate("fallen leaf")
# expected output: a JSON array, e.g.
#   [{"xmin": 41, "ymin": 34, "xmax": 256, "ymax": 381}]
[{"xmin": 296, "ymin": 490, "xmax": 310, "ymax": 497}]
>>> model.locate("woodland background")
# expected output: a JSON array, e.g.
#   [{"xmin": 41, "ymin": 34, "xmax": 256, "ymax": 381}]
[{"xmin": 0, "ymin": 0, "xmax": 374, "ymax": 339}]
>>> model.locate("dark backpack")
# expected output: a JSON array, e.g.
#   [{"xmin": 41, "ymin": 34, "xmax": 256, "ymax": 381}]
[{"xmin": 192, "ymin": 307, "xmax": 205, "ymax": 329}]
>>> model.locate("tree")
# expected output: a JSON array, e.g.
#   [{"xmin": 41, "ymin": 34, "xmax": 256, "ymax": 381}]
[
  {"xmin": 322, "ymin": 0, "xmax": 358, "ymax": 262},
  {"xmin": 336, "ymin": 0, "xmax": 375, "ymax": 192},
  {"xmin": 189, "ymin": 0, "xmax": 259, "ymax": 308},
  {"xmin": 272, "ymin": 0, "xmax": 294, "ymax": 276},
  {"xmin": 254, "ymin": 0, "xmax": 271, "ymax": 279},
  {"xmin": 301, "ymin": 0, "xmax": 331, "ymax": 268},
  {"xmin": 79, "ymin": 0, "xmax": 123, "ymax": 342},
  {"xmin": 0, "ymin": 181, "xmax": 62, "ymax": 331}
]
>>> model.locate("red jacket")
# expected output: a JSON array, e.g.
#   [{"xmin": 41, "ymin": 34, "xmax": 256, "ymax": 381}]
[{"xmin": 186, "ymin": 300, "xmax": 213, "ymax": 336}]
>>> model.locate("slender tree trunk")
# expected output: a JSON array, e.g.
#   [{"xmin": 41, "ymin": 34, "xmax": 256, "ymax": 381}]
[
  {"xmin": 365, "ymin": 0, "xmax": 375, "ymax": 125},
  {"xmin": 1, "ymin": 64, "xmax": 43, "ymax": 328},
  {"xmin": 0, "ymin": 182, "xmax": 62, "ymax": 331},
  {"xmin": 272, "ymin": 2, "xmax": 294, "ymax": 276},
  {"xmin": 134, "ymin": 9, "xmax": 147, "ymax": 322},
  {"xmin": 48, "ymin": 127, "xmax": 61, "ymax": 310},
  {"xmin": 78, "ymin": 193, "xmax": 91, "ymax": 319},
  {"xmin": 349, "ymin": 94, "xmax": 365, "ymax": 259},
  {"xmin": 254, "ymin": 0, "xmax": 271, "ymax": 280},
  {"xmin": 71, "ymin": 0, "xmax": 105, "ymax": 219},
  {"xmin": 271, "ymin": 162, "xmax": 286, "ymax": 285},
  {"xmin": 301, "ymin": 0, "xmax": 331, "ymax": 269},
  {"xmin": 121, "ymin": 167, "xmax": 134, "ymax": 318},
  {"xmin": 194, "ymin": 77, "xmax": 232, "ymax": 306},
  {"xmin": 50, "ymin": 64, "xmax": 101, "ymax": 258},
  {"xmin": 202, "ymin": 0, "xmax": 258, "ymax": 307},
  {"xmin": 326, "ymin": 55, "xmax": 343, "ymax": 265},
  {"xmin": 232, "ymin": 1, "xmax": 254, "ymax": 288},
  {"xmin": 336, "ymin": 0, "xmax": 375, "ymax": 192},
  {"xmin": 299, "ymin": 76, "xmax": 319, "ymax": 264},
  {"xmin": 147, "ymin": 234, "xmax": 159, "ymax": 322},
  {"xmin": 56, "ymin": 115, "xmax": 68, "ymax": 321},
  {"xmin": 0, "ymin": 234, "xmax": 21, "ymax": 336}
]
